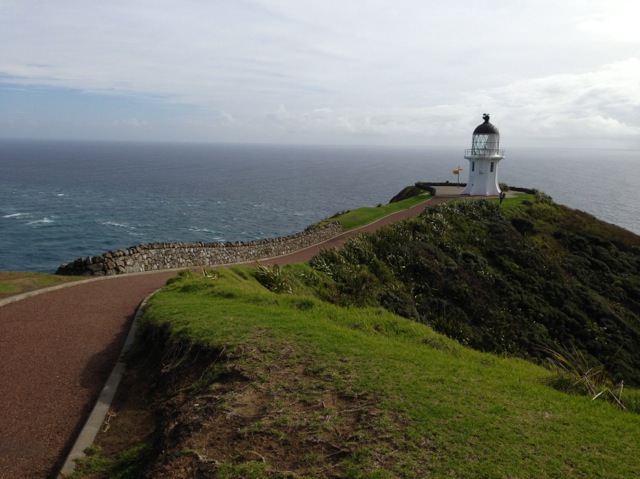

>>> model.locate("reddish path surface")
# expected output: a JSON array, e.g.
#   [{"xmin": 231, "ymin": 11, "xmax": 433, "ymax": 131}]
[
  {"xmin": 0, "ymin": 197, "xmax": 449, "ymax": 479},
  {"xmin": 262, "ymin": 196, "xmax": 451, "ymax": 265},
  {"xmin": 0, "ymin": 272, "xmax": 176, "ymax": 479}
]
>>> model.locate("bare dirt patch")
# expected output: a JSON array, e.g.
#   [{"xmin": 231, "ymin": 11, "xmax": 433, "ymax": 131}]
[{"xmin": 80, "ymin": 327, "xmax": 426, "ymax": 478}]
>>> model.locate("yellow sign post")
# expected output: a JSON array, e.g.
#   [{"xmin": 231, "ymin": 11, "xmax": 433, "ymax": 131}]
[{"xmin": 452, "ymin": 165, "xmax": 463, "ymax": 185}]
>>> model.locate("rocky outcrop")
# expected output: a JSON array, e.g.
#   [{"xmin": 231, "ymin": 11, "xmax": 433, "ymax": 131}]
[{"xmin": 56, "ymin": 223, "xmax": 342, "ymax": 276}]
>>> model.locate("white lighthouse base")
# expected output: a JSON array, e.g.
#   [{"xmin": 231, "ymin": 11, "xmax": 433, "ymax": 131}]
[
  {"xmin": 461, "ymin": 156, "xmax": 503, "ymax": 196},
  {"xmin": 460, "ymin": 179, "xmax": 501, "ymax": 196}
]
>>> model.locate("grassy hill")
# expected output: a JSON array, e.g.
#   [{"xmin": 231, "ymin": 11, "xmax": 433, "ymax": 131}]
[
  {"xmin": 73, "ymin": 189, "xmax": 640, "ymax": 478},
  {"xmin": 312, "ymin": 191, "xmax": 640, "ymax": 387},
  {"xmin": 76, "ymin": 266, "xmax": 640, "ymax": 478}
]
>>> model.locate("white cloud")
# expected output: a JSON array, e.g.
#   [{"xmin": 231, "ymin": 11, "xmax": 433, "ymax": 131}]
[
  {"xmin": 486, "ymin": 59, "xmax": 640, "ymax": 140},
  {"xmin": 258, "ymin": 57, "xmax": 640, "ymax": 145},
  {"xmin": 1, "ymin": 1, "xmax": 639, "ymax": 146},
  {"xmin": 574, "ymin": 0, "xmax": 640, "ymax": 43}
]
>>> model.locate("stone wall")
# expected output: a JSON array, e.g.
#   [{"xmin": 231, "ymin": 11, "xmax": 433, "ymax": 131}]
[{"xmin": 56, "ymin": 223, "xmax": 342, "ymax": 276}]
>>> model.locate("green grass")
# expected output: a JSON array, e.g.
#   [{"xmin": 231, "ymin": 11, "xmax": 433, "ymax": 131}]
[
  {"xmin": 138, "ymin": 267, "xmax": 640, "ymax": 478},
  {"xmin": 310, "ymin": 193, "xmax": 640, "ymax": 386},
  {"xmin": 316, "ymin": 192, "xmax": 432, "ymax": 231},
  {"xmin": 70, "ymin": 443, "xmax": 153, "ymax": 479},
  {"xmin": 0, "ymin": 272, "xmax": 84, "ymax": 300},
  {"xmin": 0, "ymin": 283, "xmax": 18, "ymax": 293}
]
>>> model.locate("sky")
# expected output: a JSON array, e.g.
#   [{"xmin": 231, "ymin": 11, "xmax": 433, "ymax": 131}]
[{"xmin": 1, "ymin": 0, "xmax": 639, "ymax": 148}]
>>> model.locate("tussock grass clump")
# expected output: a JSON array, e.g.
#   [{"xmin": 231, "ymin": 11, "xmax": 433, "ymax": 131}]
[
  {"xmin": 254, "ymin": 263, "xmax": 292, "ymax": 294},
  {"xmin": 542, "ymin": 346, "xmax": 640, "ymax": 413}
]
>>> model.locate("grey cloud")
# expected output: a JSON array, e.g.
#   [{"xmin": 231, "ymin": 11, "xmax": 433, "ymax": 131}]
[{"xmin": 2, "ymin": 1, "xmax": 639, "ymax": 145}]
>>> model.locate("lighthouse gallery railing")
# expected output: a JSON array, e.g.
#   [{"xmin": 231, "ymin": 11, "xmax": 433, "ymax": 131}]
[{"xmin": 465, "ymin": 148, "xmax": 505, "ymax": 157}]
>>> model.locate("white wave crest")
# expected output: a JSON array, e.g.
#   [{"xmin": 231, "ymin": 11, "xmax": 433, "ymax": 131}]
[
  {"xmin": 27, "ymin": 217, "xmax": 54, "ymax": 225},
  {"xmin": 189, "ymin": 226, "xmax": 213, "ymax": 233},
  {"xmin": 102, "ymin": 221, "xmax": 132, "ymax": 229}
]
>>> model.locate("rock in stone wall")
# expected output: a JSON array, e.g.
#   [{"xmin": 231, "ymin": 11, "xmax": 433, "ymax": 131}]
[{"xmin": 56, "ymin": 223, "xmax": 342, "ymax": 276}]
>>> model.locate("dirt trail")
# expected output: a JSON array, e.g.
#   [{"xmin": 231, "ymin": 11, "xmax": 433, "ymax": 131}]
[{"xmin": 0, "ymin": 195, "xmax": 450, "ymax": 479}]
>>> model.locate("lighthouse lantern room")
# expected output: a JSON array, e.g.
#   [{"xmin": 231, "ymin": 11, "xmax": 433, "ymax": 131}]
[{"xmin": 460, "ymin": 114, "xmax": 505, "ymax": 196}]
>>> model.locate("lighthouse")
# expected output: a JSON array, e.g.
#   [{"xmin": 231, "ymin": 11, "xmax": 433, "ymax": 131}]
[{"xmin": 461, "ymin": 114, "xmax": 505, "ymax": 196}]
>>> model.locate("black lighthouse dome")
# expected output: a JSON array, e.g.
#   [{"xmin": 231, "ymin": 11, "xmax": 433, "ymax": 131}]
[{"xmin": 473, "ymin": 113, "xmax": 500, "ymax": 135}]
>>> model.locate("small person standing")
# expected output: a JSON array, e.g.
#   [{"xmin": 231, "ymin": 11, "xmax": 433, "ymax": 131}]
[{"xmin": 499, "ymin": 191, "xmax": 506, "ymax": 204}]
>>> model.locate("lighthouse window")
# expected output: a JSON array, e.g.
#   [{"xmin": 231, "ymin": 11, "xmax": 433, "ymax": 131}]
[
  {"xmin": 472, "ymin": 161, "xmax": 475, "ymax": 172},
  {"xmin": 490, "ymin": 162, "xmax": 494, "ymax": 172}
]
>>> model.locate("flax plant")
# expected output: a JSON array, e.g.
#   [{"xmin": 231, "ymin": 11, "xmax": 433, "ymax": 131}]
[{"xmin": 541, "ymin": 346, "xmax": 626, "ymax": 409}]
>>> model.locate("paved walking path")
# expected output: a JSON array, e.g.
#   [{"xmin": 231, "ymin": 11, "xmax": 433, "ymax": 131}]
[{"xmin": 0, "ymin": 194, "xmax": 453, "ymax": 479}]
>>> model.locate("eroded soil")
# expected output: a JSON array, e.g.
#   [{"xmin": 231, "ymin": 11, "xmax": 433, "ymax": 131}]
[{"xmin": 80, "ymin": 328, "xmax": 428, "ymax": 478}]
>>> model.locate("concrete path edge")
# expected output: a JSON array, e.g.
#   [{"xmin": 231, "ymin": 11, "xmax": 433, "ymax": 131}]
[{"xmin": 57, "ymin": 290, "xmax": 156, "ymax": 478}]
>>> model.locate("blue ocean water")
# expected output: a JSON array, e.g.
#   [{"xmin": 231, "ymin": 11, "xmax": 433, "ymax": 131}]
[{"xmin": 1, "ymin": 140, "xmax": 638, "ymax": 272}]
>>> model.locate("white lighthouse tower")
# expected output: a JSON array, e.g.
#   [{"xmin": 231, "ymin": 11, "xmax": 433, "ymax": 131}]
[{"xmin": 461, "ymin": 114, "xmax": 505, "ymax": 196}]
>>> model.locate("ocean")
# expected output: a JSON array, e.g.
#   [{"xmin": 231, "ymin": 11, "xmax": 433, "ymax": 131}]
[{"xmin": 1, "ymin": 140, "xmax": 638, "ymax": 273}]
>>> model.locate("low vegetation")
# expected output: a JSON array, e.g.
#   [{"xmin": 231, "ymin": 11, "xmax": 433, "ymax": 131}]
[
  {"xmin": 71, "ymin": 187, "xmax": 640, "ymax": 478},
  {"xmin": 311, "ymin": 192, "xmax": 640, "ymax": 387},
  {"xmin": 316, "ymin": 190, "xmax": 431, "ymax": 231},
  {"xmin": 0, "ymin": 271, "xmax": 83, "ymax": 300}
]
